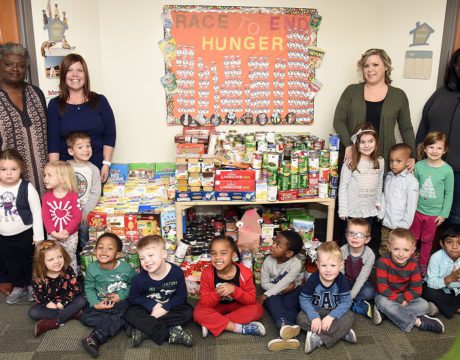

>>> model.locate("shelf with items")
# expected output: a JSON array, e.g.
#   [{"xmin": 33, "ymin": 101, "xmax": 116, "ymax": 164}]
[{"xmin": 175, "ymin": 197, "xmax": 335, "ymax": 243}]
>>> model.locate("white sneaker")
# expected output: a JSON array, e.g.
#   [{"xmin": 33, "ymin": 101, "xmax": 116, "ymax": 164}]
[
  {"xmin": 201, "ymin": 326, "xmax": 209, "ymax": 338},
  {"xmin": 6, "ymin": 287, "xmax": 28, "ymax": 304},
  {"xmin": 343, "ymin": 329, "xmax": 357, "ymax": 343},
  {"xmin": 279, "ymin": 324, "xmax": 301, "ymax": 340}
]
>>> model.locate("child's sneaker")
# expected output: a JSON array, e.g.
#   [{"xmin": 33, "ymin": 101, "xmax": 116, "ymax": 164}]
[
  {"xmin": 304, "ymin": 331, "xmax": 323, "ymax": 354},
  {"xmin": 124, "ymin": 323, "xmax": 133, "ymax": 337},
  {"xmin": 132, "ymin": 328, "xmax": 148, "ymax": 347},
  {"xmin": 6, "ymin": 287, "xmax": 27, "ymax": 304},
  {"xmin": 201, "ymin": 326, "xmax": 209, "ymax": 338},
  {"xmin": 81, "ymin": 336, "xmax": 99, "ymax": 358},
  {"xmin": 169, "ymin": 325, "xmax": 193, "ymax": 347},
  {"xmin": 279, "ymin": 324, "xmax": 301, "ymax": 340},
  {"xmin": 241, "ymin": 321, "xmax": 266, "ymax": 336},
  {"xmin": 27, "ymin": 285, "xmax": 34, "ymax": 302},
  {"xmin": 427, "ymin": 302, "xmax": 439, "ymax": 316},
  {"xmin": 352, "ymin": 300, "xmax": 372, "ymax": 319},
  {"xmin": 418, "ymin": 315, "xmax": 445, "ymax": 333},
  {"xmin": 343, "ymin": 329, "xmax": 357, "ymax": 343},
  {"xmin": 373, "ymin": 305, "xmax": 383, "ymax": 325},
  {"xmin": 268, "ymin": 338, "xmax": 300, "ymax": 352},
  {"xmin": 34, "ymin": 319, "xmax": 59, "ymax": 337}
]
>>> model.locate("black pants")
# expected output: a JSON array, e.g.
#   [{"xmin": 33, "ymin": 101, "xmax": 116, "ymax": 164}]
[
  {"xmin": 0, "ymin": 228, "xmax": 34, "ymax": 287},
  {"xmin": 124, "ymin": 303, "xmax": 193, "ymax": 345},
  {"xmin": 29, "ymin": 295, "xmax": 87, "ymax": 323},
  {"xmin": 422, "ymin": 285, "xmax": 460, "ymax": 318},
  {"xmin": 81, "ymin": 301, "xmax": 130, "ymax": 344}
]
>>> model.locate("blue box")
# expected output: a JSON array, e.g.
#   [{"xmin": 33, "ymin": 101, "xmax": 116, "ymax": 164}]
[
  {"xmin": 175, "ymin": 191, "xmax": 215, "ymax": 202},
  {"xmin": 108, "ymin": 163, "xmax": 129, "ymax": 182}
]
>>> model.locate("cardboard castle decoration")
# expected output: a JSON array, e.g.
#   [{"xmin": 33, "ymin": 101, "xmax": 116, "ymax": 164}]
[{"xmin": 409, "ymin": 21, "xmax": 434, "ymax": 46}]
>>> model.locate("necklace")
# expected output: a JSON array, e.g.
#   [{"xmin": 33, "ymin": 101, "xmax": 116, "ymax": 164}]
[{"xmin": 68, "ymin": 95, "xmax": 86, "ymax": 110}]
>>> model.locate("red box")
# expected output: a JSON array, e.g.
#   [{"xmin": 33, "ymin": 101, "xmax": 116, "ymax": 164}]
[
  {"xmin": 298, "ymin": 188, "xmax": 319, "ymax": 198},
  {"xmin": 124, "ymin": 214, "xmax": 139, "ymax": 241},
  {"xmin": 277, "ymin": 190, "xmax": 298, "ymax": 201},
  {"xmin": 87, "ymin": 212, "xmax": 107, "ymax": 229},
  {"xmin": 215, "ymin": 170, "xmax": 256, "ymax": 181},
  {"xmin": 214, "ymin": 179, "xmax": 255, "ymax": 191}
]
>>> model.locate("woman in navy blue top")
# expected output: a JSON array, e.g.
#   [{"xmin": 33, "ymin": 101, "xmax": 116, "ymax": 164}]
[{"xmin": 47, "ymin": 54, "xmax": 116, "ymax": 182}]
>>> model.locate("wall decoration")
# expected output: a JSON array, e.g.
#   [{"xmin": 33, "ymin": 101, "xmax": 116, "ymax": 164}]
[
  {"xmin": 162, "ymin": 6, "xmax": 323, "ymax": 126},
  {"xmin": 409, "ymin": 21, "xmax": 434, "ymax": 47},
  {"xmin": 403, "ymin": 50, "xmax": 433, "ymax": 80}
]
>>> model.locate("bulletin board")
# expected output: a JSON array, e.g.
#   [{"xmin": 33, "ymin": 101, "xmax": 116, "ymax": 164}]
[{"xmin": 161, "ymin": 5, "xmax": 323, "ymax": 126}]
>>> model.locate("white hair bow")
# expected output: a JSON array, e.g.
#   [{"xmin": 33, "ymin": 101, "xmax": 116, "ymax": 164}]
[{"xmin": 350, "ymin": 129, "xmax": 376, "ymax": 144}]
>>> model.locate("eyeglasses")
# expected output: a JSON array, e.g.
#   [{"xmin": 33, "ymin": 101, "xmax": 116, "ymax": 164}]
[{"xmin": 346, "ymin": 231, "xmax": 369, "ymax": 239}]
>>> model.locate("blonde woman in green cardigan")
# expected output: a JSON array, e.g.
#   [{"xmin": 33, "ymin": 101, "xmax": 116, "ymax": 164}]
[{"xmin": 333, "ymin": 48, "xmax": 415, "ymax": 172}]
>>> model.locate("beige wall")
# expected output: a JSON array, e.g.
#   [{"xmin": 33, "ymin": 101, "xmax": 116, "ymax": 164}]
[{"xmin": 31, "ymin": 0, "xmax": 447, "ymax": 163}]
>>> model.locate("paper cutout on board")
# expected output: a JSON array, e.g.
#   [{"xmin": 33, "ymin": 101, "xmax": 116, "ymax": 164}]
[
  {"xmin": 162, "ymin": 5, "xmax": 323, "ymax": 126},
  {"xmin": 403, "ymin": 50, "xmax": 433, "ymax": 80},
  {"xmin": 409, "ymin": 22, "xmax": 434, "ymax": 47}
]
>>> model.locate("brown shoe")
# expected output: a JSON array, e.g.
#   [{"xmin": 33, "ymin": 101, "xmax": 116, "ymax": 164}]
[
  {"xmin": 34, "ymin": 319, "xmax": 59, "ymax": 337},
  {"xmin": 0, "ymin": 283, "xmax": 13, "ymax": 295}
]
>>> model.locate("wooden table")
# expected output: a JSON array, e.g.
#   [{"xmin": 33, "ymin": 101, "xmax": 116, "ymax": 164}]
[{"xmin": 175, "ymin": 197, "xmax": 336, "ymax": 242}]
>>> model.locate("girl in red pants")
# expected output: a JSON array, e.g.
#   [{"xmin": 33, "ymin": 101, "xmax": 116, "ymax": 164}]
[{"xmin": 193, "ymin": 236, "xmax": 265, "ymax": 338}]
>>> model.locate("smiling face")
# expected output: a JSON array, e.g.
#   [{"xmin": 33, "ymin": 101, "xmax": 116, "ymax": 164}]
[
  {"xmin": 363, "ymin": 54, "xmax": 387, "ymax": 85},
  {"xmin": 0, "ymin": 159, "xmax": 21, "ymax": 186},
  {"xmin": 358, "ymin": 133, "xmax": 377, "ymax": 158},
  {"xmin": 388, "ymin": 236, "xmax": 415, "ymax": 266},
  {"xmin": 65, "ymin": 61, "xmax": 86, "ymax": 93},
  {"xmin": 424, "ymin": 140, "xmax": 446, "ymax": 163},
  {"xmin": 316, "ymin": 251, "xmax": 341, "ymax": 285},
  {"xmin": 95, "ymin": 236, "xmax": 119, "ymax": 267},
  {"xmin": 210, "ymin": 239, "xmax": 236, "ymax": 273},
  {"xmin": 138, "ymin": 244, "xmax": 166, "ymax": 275},
  {"xmin": 441, "ymin": 236, "xmax": 460, "ymax": 262},
  {"xmin": 68, "ymin": 138, "xmax": 92, "ymax": 163},
  {"xmin": 0, "ymin": 53, "xmax": 27, "ymax": 86},
  {"xmin": 44, "ymin": 248, "xmax": 65, "ymax": 276},
  {"xmin": 389, "ymin": 148, "xmax": 410, "ymax": 175}
]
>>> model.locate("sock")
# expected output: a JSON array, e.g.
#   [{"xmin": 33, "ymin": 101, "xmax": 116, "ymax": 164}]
[{"xmin": 234, "ymin": 323, "xmax": 243, "ymax": 333}]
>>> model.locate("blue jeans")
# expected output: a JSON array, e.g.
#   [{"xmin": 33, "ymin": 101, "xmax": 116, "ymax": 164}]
[
  {"xmin": 375, "ymin": 294, "xmax": 429, "ymax": 332},
  {"xmin": 28, "ymin": 295, "xmax": 87, "ymax": 323},
  {"xmin": 354, "ymin": 281, "xmax": 375, "ymax": 302},
  {"xmin": 264, "ymin": 286, "xmax": 302, "ymax": 329}
]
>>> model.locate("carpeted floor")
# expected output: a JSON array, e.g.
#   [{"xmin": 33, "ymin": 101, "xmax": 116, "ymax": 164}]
[{"xmin": 1, "ymin": 293, "xmax": 459, "ymax": 360}]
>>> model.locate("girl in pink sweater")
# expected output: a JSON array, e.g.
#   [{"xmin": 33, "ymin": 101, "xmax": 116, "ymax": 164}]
[{"xmin": 42, "ymin": 161, "xmax": 81, "ymax": 271}]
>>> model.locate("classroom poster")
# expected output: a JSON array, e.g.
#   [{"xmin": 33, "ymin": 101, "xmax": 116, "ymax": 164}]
[{"xmin": 162, "ymin": 6, "xmax": 323, "ymax": 126}]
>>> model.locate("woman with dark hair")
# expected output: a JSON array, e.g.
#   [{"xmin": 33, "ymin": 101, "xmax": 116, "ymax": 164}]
[
  {"xmin": 416, "ymin": 49, "xmax": 460, "ymax": 225},
  {"xmin": 0, "ymin": 42, "xmax": 47, "ymax": 195},
  {"xmin": 334, "ymin": 48, "xmax": 415, "ymax": 169},
  {"xmin": 47, "ymin": 54, "xmax": 116, "ymax": 182}
]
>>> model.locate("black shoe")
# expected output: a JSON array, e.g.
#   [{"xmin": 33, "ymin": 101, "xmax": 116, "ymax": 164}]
[
  {"xmin": 132, "ymin": 328, "xmax": 148, "ymax": 348},
  {"xmin": 418, "ymin": 315, "xmax": 445, "ymax": 333},
  {"xmin": 124, "ymin": 324, "xmax": 133, "ymax": 337},
  {"xmin": 82, "ymin": 336, "xmax": 99, "ymax": 358},
  {"xmin": 169, "ymin": 325, "xmax": 193, "ymax": 347}
]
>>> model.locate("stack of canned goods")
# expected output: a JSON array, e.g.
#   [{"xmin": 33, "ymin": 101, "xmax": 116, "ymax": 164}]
[{"xmin": 214, "ymin": 131, "xmax": 340, "ymax": 199}]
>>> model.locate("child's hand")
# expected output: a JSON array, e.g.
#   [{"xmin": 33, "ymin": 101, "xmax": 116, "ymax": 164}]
[
  {"xmin": 257, "ymin": 294, "xmax": 268, "ymax": 304},
  {"xmin": 60, "ymin": 229, "xmax": 69, "ymax": 238},
  {"xmin": 321, "ymin": 315, "xmax": 335, "ymax": 332},
  {"xmin": 311, "ymin": 318, "xmax": 322, "ymax": 334},
  {"xmin": 401, "ymin": 301, "xmax": 408, "ymax": 307},
  {"xmin": 151, "ymin": 303, "xmax": 168, "ymax": 318},
  {"xmin": 94, "ymin": 299, "xmax": 114, "ymax": 310},
  {"xmin": 407, "ymin": 158, "xmax": 416, "ymax": 172},
  {"xmin": 216, "ymin": 283, "xmax": 235, "ymax": 297},
  {"xmin": 107, "ymin": 293, "xmax": 120, "ymax": 303},
  {"xmin": 46, "ymin": 301, "xmax": 57, "ymax": 309},
  {"xmin": 434, "ymin": 216, "xmax": 445, "ymax": 226},
  {"xmin": 281, "ymin": 282, "xmax": 296, "ymax": 294},
  {"xmin": 56, "ymin": 302, "xmax": 64, "ymax": 309},
  {"xmin": 445, "ymin": 266, "xmax": 460, "ymax": 285}
]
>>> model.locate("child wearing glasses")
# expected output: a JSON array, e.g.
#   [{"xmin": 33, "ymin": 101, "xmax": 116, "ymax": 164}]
[
  {"xmin": 378, "ymin": 143, "xmax": 419, "ymax": 256},
  {"xmin": 341, "ymin": 218, "xmax": 375, "ymax": 319}
]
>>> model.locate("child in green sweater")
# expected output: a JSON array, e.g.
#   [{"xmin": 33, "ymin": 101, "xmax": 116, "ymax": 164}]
[{"xmin": 81, "ymin": 233, "xmax": 136, "ymax": 358}]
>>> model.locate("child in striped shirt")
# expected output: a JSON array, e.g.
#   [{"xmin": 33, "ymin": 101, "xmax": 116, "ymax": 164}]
[{"xmin": 373, "ymin": 228, "xmax": 444, "ymax": 333}]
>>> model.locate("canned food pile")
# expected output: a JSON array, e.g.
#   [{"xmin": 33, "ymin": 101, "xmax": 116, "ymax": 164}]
[{"xmin": 214, "ymin": 131, "xmax": 340, "ymax": 200}]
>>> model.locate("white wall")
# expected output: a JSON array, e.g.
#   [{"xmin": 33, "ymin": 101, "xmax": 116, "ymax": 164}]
[{"xmin": 31, "ymin": 0, "xmax": 447, "ymax": 163}]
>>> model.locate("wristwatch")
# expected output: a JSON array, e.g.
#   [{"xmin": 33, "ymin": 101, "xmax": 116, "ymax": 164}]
[{"xmin": 102, "ymin": 160, "xmax": 112, "ymax": 166}]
